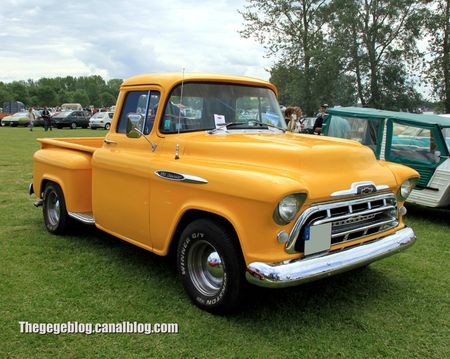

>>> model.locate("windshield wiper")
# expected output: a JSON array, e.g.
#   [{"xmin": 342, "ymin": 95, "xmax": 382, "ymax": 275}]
[
  {"xmin": 207, "ymin": 122, "xmax": 248, "ymax": 134},
  {"xmin": 208, "ymin": 121, "xmax": 286, "ymax": 134},
  {"xmin": 249, "ymin": 120, "xmax": 286, "ymax": 133}
]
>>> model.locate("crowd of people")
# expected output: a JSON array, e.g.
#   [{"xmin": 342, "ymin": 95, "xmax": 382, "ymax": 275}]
[{"xmin": 284, "ymin": 103, "xmax": 329, "ymax": 135}]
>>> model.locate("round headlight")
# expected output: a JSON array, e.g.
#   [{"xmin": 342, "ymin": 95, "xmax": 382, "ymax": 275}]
[
  {"xmin": 398, "ymin": 178, "xmax": 417, "ymax": 201},
  {"xmin": 275, "ymin": 193, "xmax": 307, "ymax": 225}
]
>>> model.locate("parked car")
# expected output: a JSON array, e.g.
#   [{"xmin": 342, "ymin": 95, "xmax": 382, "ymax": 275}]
[
  {"xmin": 1, "ymin": 114, "xmax": 14, "ymax": 126},
  {"xmin": 323, "ymin": 107, "xmax": 450, "ymax": 208},
  {"xmin": 30, "ymin": 73, "xmax": 418, "ymax": 314},
  {"xmin": 52, "ymin": 110, "xmax": 91, "ymax": 129},
  {"xmin": 89, "ymin": 111, "xmax": 114, "ymax": 130},
  {"xmin": 4, "ymin": 112, "xmax": 29, "ymax": 127}
]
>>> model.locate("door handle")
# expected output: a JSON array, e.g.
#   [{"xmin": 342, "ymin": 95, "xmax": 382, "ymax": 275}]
[{"xmin": 103, "ymin": 139, "xmax": 117, "ymax": 144}]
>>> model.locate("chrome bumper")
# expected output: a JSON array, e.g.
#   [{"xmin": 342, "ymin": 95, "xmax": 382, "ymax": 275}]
[{"xmin": 246, "ymin": 227, "xmax": 415, "ymax": 288}]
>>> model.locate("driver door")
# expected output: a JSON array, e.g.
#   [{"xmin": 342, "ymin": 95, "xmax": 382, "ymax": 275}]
[{"xmin": 92, "ymin": 88, "xmax": 161, "ymax": 248}]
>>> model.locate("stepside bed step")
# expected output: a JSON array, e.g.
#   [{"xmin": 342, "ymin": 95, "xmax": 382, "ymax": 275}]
[{"xmin": 68, "ymin": 212, "xmax": 95, "ymax": 224}]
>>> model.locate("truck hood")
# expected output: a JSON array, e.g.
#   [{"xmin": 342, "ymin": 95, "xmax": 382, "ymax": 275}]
[{"xmin": 166, "ymin": 131, "xmax": 398, "ymax": 199}]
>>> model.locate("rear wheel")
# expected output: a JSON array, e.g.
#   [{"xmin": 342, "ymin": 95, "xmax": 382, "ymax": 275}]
[
  {"xmin": 177, "ymin": 219, "xmax": 246, "ymax": 314},
  {"xmin": 105, "ymin": 123, "xmax": 111, "ymax": 130},
  {"xmin": 71, "ymin": 122, "xmax": 77, "ymax": 129},
  {"xmin": 43, "ymin": 182, "xmax": 69, "ymax": 234}
]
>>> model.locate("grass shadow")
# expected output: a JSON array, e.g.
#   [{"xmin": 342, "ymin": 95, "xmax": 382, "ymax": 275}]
[{"xmin": 405, "ymin": 203, "xmax": 450, "ymax": 227}]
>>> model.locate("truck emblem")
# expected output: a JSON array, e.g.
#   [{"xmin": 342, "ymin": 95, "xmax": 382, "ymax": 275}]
[
  {"xmin": 331, "ymin": 181, "xmax": 389, "ymax": 197},
  {"xmin": 356, "ymin": 184, "xmax": 377, "ymax": 195},
  {"xmin": 155, "ymin": 171, "xmax": 208, "ymax": 184}
]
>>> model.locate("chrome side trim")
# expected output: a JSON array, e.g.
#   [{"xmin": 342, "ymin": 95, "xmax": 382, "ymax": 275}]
[
  {"xmin": 331, "ymin": 181, "xmax": 389, "ymax": 197},
  {"xmin": 154, "ymin": 170, "xmax": 208, "ymax": 184},
  {"xmin": 246, "ymin": 227, "xmax": 415, "ymax": 288},
  {"xmin": 28, "ymin": 183, "xmax": 34, "ymax": 195},
  {"xmin": 285, "ymin": 193, "xmax": 396, "ymax": 254},
  {"xmin": 68, "ymin": 212, "xmax": 95, "ymax": 224}
]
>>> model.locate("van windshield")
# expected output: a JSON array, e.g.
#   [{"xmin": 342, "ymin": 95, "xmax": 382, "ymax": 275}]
[{"xmin": 160, "ymin": 82, "xmax": 285, "ymax": 133}]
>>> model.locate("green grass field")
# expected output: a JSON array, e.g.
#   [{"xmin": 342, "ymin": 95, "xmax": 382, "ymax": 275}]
[{"xmin": 0, "ymin": 127, "xmax": 449, "ymax": 358}]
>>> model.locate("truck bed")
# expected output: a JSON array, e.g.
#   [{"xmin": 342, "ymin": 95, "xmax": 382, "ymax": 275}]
[{"xmin": 37, "ymin": 137, "xmax": 104, "ymax": 153}]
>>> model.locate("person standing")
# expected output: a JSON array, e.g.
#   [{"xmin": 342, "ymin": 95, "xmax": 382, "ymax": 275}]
[
  {"xmin": 313, "ymin": 104, "xmax": 328, "ymax": 135},
  {"xmin": 42, "ymin": 106, "xmax": 51, "ymax": 131},
  {"xmin": 286, "ymin": 106, "xmax": 304, "ymax": 133},
  {"xmin": 27, "ymin": 107, "xmax": 35, "ymax": 131}
]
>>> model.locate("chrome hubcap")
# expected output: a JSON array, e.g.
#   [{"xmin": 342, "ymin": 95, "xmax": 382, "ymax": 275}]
[
  {"xmin": 187, "ymin": 240, "xmax": 224, "ymax": 296},
  {"xmin": 47, "ymin": 191, "xmax": 60, "ymax": 226}
]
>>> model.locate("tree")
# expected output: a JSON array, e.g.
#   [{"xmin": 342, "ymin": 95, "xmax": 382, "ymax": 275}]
[
  {"xmin": 239, "ymin": 0, "xmax": 331, "ymax": 115},
  {"xmin": 330, "ymin": 0, "xmax": 425, "ymax": 109},
  {"xmin": 423, "ymin": 0, "xmax": 450, "ymax": 113},
  {"xmin": 99, "ymin": 92, "xmax": 117, "ymax": 107}
]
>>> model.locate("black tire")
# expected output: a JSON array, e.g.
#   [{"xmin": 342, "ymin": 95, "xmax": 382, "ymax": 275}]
[
  {"xmin": 71, "ymin": 122, "xmax": 77, "ymax": 129},
  {"xmin": 177, "ymin": 219, "xmax": 246, "ymax": 314},
  {"xmin": 43, "ymin": 182, "xmax": 69, "ymax": 234},
  {"xmin": 104, "ymin": 123, "xmax": 111, "ymax": 130}
]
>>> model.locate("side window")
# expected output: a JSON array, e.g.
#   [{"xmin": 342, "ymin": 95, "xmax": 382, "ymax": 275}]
[
  {"xmin": 117, "ymin": 91, "xmax": 149, "ymax": 133},
  {"xmin": 390, "ymin": 123, "xmax": 437, "ymax": 164}
]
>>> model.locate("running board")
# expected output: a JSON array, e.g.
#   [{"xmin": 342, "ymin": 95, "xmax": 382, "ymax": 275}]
[{"xmin": 68, "ymin": 212, "xmax": 95, "ymax": 225}]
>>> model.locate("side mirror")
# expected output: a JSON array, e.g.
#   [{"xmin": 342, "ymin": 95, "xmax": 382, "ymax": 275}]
[{"xmin": 126, "ymin": 113, "xmax": 143, "ymax": 138}]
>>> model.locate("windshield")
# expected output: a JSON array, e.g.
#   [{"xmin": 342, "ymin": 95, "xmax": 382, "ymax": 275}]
[
  {"xmin": 54, "ymin": 111, "xmax": 72, "ymax": 118},
  {"xmin": 326, "ymin": 115, "xmax": 381, "ymax": 154},
  {"xmin": 160, "ymin": 82, "xmax": 285, "ymax": 133},
  {"xmin": 92, "ymin": 112, "xmax": 107, "ymax": 119},
  {"xmin": 13, "ymin": 112, "xmax": 28, "ymax": 118},
  {"xmin": 442, "ymin": 127, "xmax": 450, "ymax": 152}
]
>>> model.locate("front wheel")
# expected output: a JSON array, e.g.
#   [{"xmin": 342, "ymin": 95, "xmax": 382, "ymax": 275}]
[
  {"xmin": 177, "ymin": 219, "xmax": 246, "ymax": 314},
  {"xmin": 71, "ymin": 122, "xmax": 77, "ymax": 129},
  {"xmin": 43, "ymin": 182, "xmax": 69, "ymax": 234}
]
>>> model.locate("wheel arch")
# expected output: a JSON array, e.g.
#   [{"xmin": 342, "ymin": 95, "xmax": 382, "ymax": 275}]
[{"xmin": 167, "ymin": 209, "xmax": 243, "ymax": 260}]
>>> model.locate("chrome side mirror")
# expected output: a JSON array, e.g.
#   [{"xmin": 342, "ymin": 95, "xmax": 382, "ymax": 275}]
[{"xmin": 126, "ymin": 113, "xmax": 143, "ymax": 139}]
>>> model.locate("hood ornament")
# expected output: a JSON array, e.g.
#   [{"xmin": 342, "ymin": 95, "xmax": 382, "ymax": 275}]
[{"xmin": 331, "ymin": 181, "xmax": 389, "ymax": 197}]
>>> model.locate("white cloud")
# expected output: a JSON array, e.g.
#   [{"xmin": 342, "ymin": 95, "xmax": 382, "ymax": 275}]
[{"xmin": 0, "ymin": 0, "xmax": 271, "ymax": 82}]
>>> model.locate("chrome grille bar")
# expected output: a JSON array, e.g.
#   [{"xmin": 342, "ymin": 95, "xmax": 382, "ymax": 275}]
[
  {"xmin": 285, "ymin": 193, "xmax": 397, "ymax": 254},
  {"xmin": 331, "ymin": 219, "xmax": 398, "ymax": 238},
  {"xmin": 313, "ymin": 205, "xmax": 396, "ymax": 226}
]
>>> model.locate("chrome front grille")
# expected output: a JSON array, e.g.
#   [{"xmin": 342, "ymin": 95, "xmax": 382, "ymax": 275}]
[{"xmin": 285, "ymin": 193, "xmax": 399, "ymax": 254}]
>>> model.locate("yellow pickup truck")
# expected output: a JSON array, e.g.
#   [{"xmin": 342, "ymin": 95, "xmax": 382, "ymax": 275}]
[{"xmin": 30, "ymin": 73, "xmax": 418, "ymax": 313}]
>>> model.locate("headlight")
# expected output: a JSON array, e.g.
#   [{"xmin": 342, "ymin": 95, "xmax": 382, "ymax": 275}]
[
  {"xmin": 398, "ymin": 178, "xmax": 418, "ymax": 201},
  {"xmin": 274, "ymin": 193, "xmax": 307, "ymax": 225}
]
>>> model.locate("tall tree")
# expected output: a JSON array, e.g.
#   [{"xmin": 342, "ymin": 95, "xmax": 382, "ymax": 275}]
[
  {"xmin": 239, "ymin": 0, "xmax": 331, "ymax": 115},
  {"xmin": 331, "ymin": 0, "xmax": 425, "ymax": 109},
  {"xmin": 423, "ymin": 0, "xmax": 450, "ymax": 113}
]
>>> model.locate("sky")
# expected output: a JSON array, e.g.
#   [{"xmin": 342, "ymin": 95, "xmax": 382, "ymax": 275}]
[{"xmin": 0, "ymin": 0, "xmax": 271, "ymax": 83}]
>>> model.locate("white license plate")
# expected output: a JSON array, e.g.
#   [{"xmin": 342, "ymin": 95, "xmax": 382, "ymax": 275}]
[{"xmin": 304, "ymin": 223, "xmax": 332, "ymax": 256}]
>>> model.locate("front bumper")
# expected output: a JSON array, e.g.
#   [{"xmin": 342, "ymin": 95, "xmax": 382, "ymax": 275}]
[{"xmin": 246, "ymin": 227, "xmax": 415, "ymax": 288}]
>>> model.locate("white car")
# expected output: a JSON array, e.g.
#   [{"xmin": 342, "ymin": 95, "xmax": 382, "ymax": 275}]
[{"xmin": 89, "ymin": 112, "xmax": 114, "ymax": 130}]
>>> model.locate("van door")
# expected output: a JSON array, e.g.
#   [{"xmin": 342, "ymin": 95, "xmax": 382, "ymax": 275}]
[{"xmin": 385, "ymin": 119, "xmax": 447, "ymax": 189}]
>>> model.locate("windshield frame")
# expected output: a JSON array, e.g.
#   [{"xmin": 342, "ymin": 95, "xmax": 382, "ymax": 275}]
[{"xmin": 158, "ymin": 81, "xmax": 285, "ymax": 135}]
